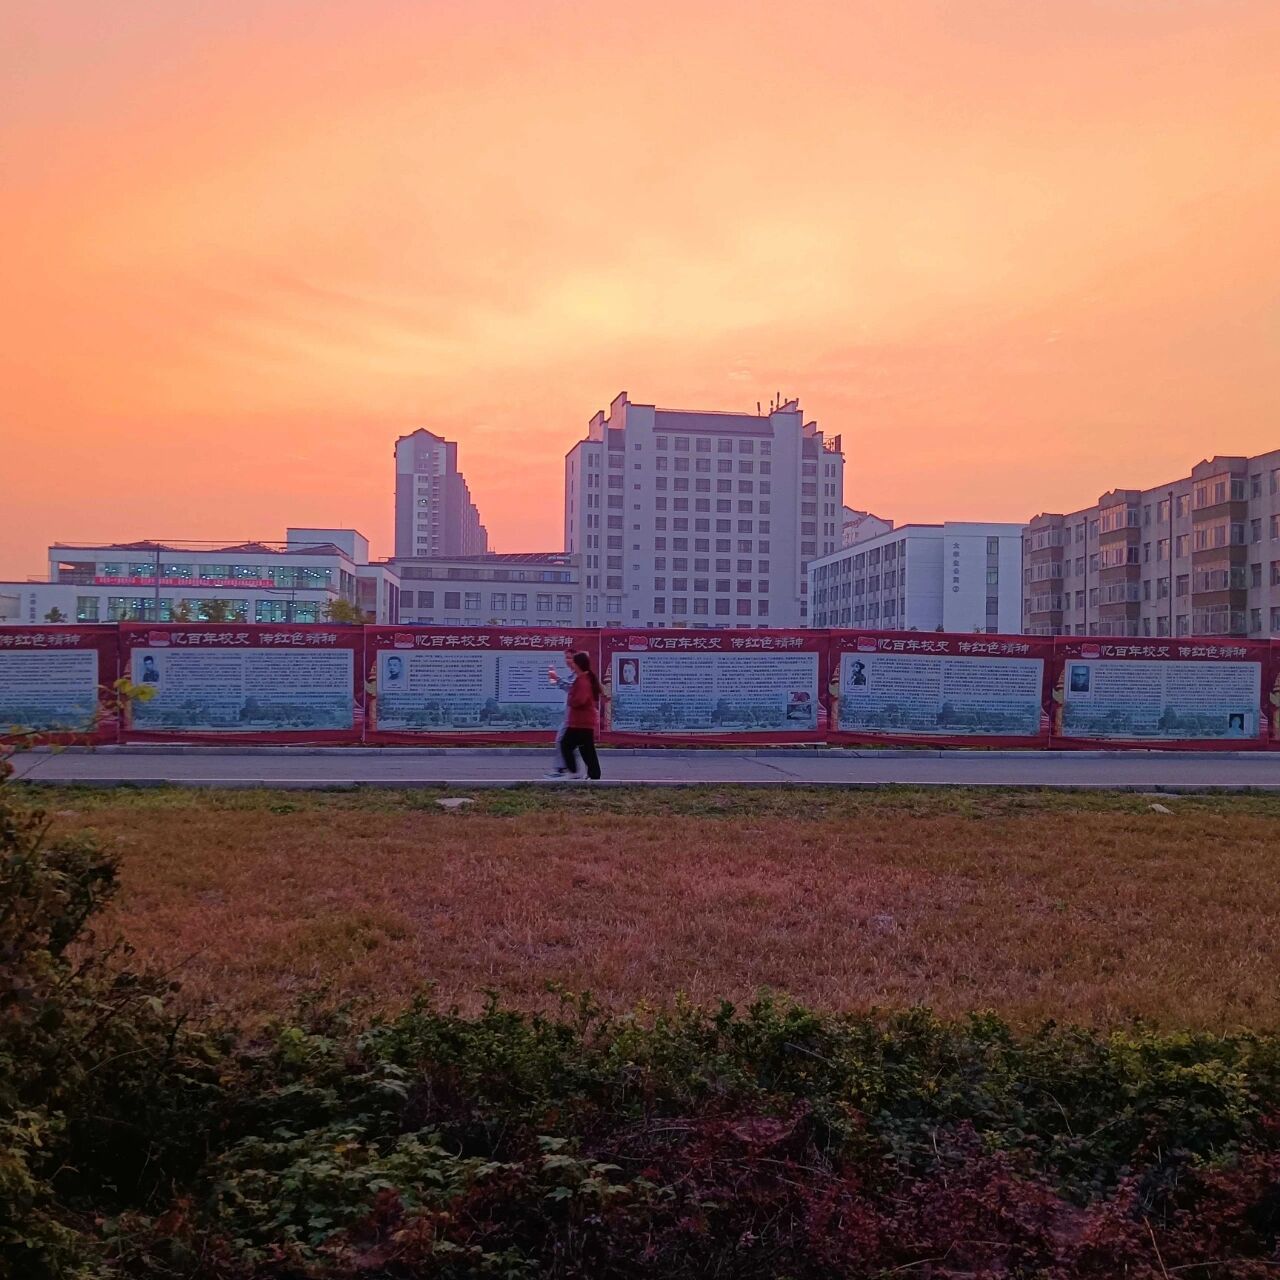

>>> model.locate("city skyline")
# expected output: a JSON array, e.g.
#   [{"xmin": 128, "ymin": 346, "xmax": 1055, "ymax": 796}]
[{"xmin": 4, "ymin": 0, "xmax": 1280, "ymax": 579}]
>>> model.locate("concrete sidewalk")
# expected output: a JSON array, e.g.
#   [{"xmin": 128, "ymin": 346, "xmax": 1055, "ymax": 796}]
[{"xmin": 9, "ymin": 745, "xmax": 1280, "ymax": 791}]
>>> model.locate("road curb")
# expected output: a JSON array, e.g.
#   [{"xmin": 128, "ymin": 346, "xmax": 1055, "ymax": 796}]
[
  {"xmin": 23, "ymin": 745, "xmax": 1278, "ymax": 762},
  {"xmin": 13, "ymin": 777, "xmax": 1280, "ymax": 794}
]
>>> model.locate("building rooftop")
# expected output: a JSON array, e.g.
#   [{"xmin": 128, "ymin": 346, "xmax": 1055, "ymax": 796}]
[
  {"xmin": 390, "ymin": 552, "xmax": 573, "ymax": 565},
  {"xmin": 51, "ymin": 540, "xmax": 354, "ymax": 558}
]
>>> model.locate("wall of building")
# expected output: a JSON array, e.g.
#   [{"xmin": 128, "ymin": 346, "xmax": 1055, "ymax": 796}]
[
  {"xmin": 14, "ymin": 535, "xmax": 400, "ymax": 624},
  {"xmin": 564, "ymin": 392, "xmax": 843, "ymax": 629},
  {"xmin": 393, "ymin": 554, "xmax": 582, "ymax": 626},
  {"xmin": 809, "ymin": 522, "xmax": 1025, "ymax": 632},
  {"xmin": 395, "ymin": 430, "xmax": 488, "ymax": 559},
  {"xmin": 841, "ymin": 508, "xmax": 894, "ymax": 547},
  {"xmin": 1022, "ymin": 451, "xmax": 1280, "ymax": 637},
  {"xmin": 0, "ymin": 584, "xmax": 79, "ymax": 625}
]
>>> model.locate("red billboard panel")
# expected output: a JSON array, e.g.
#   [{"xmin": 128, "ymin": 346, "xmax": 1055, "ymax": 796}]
[
  {"xmin": 1271, "ymin": 642, "xmax": 1280, "ymax": 750},
  {"xmin": 597, "ymin": 629, "xmax": 827, "ymax": 745},
  {"xmin": 1052, "ymin": 636, "xmax": 1271, "ymax": 750},
  {"xmin": 0, "ymin": 625, "xmax": 121, "ymax": 745},
  {"xmin": 364, "ymin": 626, "xmax": 600, "ymax": 745},
  {"xmin": 828, "ymin": 630, "xmax": 1054, "ymax": 748},
  {"xmin": 119, "ymin": 624, "xmax": 364, "ymax": 744}
]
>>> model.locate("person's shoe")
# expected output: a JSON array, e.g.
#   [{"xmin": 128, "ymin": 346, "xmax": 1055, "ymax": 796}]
[{"xmin": 543, "ymin": 770, "xmax": 570, "ymax": 780}]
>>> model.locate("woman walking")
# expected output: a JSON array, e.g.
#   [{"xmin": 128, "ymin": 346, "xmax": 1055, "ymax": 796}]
[{"xmin": 559, "ymin": 651, "xmax": 603, "ymax": 781}]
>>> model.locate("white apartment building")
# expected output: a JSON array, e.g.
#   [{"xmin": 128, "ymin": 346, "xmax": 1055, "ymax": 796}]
[
  {"xmin": 394, "ymin": 429, "xmax": 488, "ymax": 559},
  {"xmin": 809, "ymin": 522, "xmax": 1025, "ymax": 633},
  {"xmin": 564, "ymin": 392, "xmax": 843, "ymax": 628},
  {"xmin": 393, "ymin": 553, "xmax": 582, "ymax": 627},
  {"xmin": 0, "ymin": 529, "xmax": 401, "ymax": 625}
]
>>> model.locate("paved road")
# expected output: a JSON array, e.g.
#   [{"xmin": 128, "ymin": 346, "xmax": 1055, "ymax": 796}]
[{"xmin": 10, "ymin": 746, "xmax": 1280, "ymax": 790}]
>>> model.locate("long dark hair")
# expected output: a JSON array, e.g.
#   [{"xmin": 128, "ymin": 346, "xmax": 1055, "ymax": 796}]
[{"xmin": 572, "ymin": 651, "xmax": 602, "ymax": 701}]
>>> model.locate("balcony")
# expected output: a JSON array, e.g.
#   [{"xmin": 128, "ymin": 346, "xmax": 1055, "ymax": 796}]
[{"xmin": 1192, "ymin": 608, "xmax": 1247, "ymax": 637}]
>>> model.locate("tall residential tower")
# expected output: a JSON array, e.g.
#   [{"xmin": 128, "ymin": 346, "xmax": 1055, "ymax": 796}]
[
  {"xmin": 393, "ymin": 429, "xmax": 489, "ymax": 559},
  {"xmin": 564, "ymin": 392, "xmax": 843, "ymax": 628}
]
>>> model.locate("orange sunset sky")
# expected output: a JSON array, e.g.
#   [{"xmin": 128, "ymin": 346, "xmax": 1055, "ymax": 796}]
[{"xmin": 3, "ymin": 0, "xmax": 1278, "ymax": 579}]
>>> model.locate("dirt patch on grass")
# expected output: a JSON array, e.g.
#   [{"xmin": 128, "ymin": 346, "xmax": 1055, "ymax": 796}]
[{"xmin": 27, "ymin": 785, "xmax": 1280, "ymax": 1029}]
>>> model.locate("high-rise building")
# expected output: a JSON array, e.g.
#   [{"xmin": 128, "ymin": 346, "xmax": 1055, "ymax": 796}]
[
  {"xmin": 564, "ymin": 392, "xmax": 843, "ymax": 628},
  {"xmin": 394, "ymin": 429, "xmax": 489, "ymax": 559},
  {"xmin": 1022, "ymin": 450, "xmax": 1280, "ymax": 638},
  {"xmin": 809, "ymin": 522, "xmax": 1024, "ymax": 632}
]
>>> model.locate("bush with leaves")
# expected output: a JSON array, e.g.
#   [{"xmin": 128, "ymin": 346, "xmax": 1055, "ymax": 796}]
[
  {"xmin": 0, "ymin": 774, "xmax": 223, "ymax": 1278},
  {"xmin": 6, "ymin": 766, "xmax": 1280, "ymax": 1275}
]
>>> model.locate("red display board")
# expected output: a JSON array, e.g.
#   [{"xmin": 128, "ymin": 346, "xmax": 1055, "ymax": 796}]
[
  {"xmin": 828, "ymin": 630, "xmax": 1055, "ymax": 748},
  {"xmin": 119, "ymin": 624, "xmax": 365, "ymax": 744},
  {"xmin": 598, "ymin": 629, "xmax": 828, "ymax": 745},
  {"xmin": 364, "ymin": 626, "xmax": 601, "ymax": 745},
  {"xmin": 1270, "ymin": 642, "xmax": 1280, "ymax": 750},
  {"xmin": 1051, "ymin": 637, "xmax": 1271, "ymax": 751},
  {"xmin": 0, "ymin": 625, "xmax": 121, "ymax": 745}
]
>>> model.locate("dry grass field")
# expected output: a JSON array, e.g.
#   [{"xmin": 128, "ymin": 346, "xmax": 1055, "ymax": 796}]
[{"xmin": 23, "ymin": 784, "xmax": 1280, "ymax": 1030}]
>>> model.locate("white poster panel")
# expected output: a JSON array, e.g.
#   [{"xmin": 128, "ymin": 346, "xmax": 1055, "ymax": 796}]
[
  {"xmin": 0, "ymin": 650, "xmax": 100, "ymax": 732},
  {"xmin": 609, "ymin": 650, "xmax": 818, "ymax": 733},
  {"xmin": 128, "ymin": 647, "xmax": 353, "ymax": 731},
  {"xmin": 838, "ymin": 650, "xmax": 1044, "ymax": 736},
  {"xmin": 1061, "ymin": 658, "xmax": 1261, "ymax": 740},
  {"xmin": 376, "ymin": 648, "xmax": 569, "ymax": 730}
]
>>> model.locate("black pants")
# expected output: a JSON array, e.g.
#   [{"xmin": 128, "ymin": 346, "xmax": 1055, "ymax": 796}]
[{"xmin": 560, "ymin": 728, "xmax": 601, "ymax": 779}]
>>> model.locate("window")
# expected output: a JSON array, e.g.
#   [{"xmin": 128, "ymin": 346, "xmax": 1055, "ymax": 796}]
[
  {"xmin": 443, "ymin": 591, "xmax": 461, "ymax": 610},
  {"xmin": 653, "ymin": 597, "xmax": 665, "ymax": 615},
  {"xmin": 715, "ymin": 599, "xmax": 730, "ymax": 615},
  {"xmin": 511, "ymin": 593, "xmax": 527, "ymax": 611},
  {"xmin": 736, "ymin": 599, "xmax": 751, "ymax": 616},
  {"xmin": 255, "ymin": 600, "xmax": 288, "ymax": 623},
  {"xmin": 75, "ymin": 596, "xmax": 99, "ymax": 621},
  {"xmin": 464, "ymin": 592, "xmax": 481, "ymax": 611},
  {"xmin": 491, "ymin": 592, "xmax": 507, "ymax": 611}
]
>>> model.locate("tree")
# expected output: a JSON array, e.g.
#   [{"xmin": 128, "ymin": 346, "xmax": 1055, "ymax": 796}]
[
  {"xmin": 197, "ymin": 599, "xmax": 235, "ymax": 623},
  {"xmin": 323, "ymin": 598, "xmax": 368, "ymax": 624},
  {"xmin": 170, "ymin": 600, "xmax": 193, "ymax": 622},
  {"xmin": 42, "ymin": 608, "xmax": 67, "ymax": 624}
]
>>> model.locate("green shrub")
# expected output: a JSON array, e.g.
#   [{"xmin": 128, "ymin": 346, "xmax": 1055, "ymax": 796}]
[
  {"xmin": 0, "ymin": 782, "xmax": 222, "ymax": 1278},
  {"xmin": 5, "ymin": 768, "xmax": 1280, "ymax": 1276}
]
